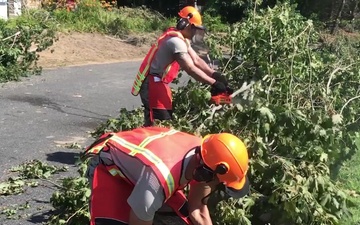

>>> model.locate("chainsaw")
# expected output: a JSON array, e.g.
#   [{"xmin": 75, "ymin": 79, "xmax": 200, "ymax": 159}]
[
  {"xmin": 209, "ymin": 81, "xmax": 256, "ymax": 106},
  {"xmin": 205, "ymin": 54, "xmax": 256, "ymax": 105},
  {"xmin": 210, "ymin": 93, "xmax": 233, "ymax": 105}
]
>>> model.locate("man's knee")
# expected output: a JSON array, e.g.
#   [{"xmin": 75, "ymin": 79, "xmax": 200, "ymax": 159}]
[{"xmin": 95, "ymin": 218, "xmax": 127, "ymax": 225}]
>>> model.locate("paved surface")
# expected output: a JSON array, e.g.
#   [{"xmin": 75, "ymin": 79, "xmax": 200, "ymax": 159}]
[{"xmin": 0, "ymin": 61, "xmax": 191, "ymax": 224}]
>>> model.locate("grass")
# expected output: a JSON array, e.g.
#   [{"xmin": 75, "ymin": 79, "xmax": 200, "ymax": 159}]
[
  {"xmin": 51, "ymin": 3, "xmax": 177, "ymax": 35},
  {"xmin": 7, "ymin": 2, "xmax": 177, "ymax": 38},
  {"xmin": 6, "ymin": 0, "xmax": 228, "ymax": 38},
  {"xmin": 337, "ymin": 136, "xmax": 360, "ymax": 225}
]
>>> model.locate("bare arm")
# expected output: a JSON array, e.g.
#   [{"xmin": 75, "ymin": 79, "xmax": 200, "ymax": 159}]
[
  {"xmin": 187, "ymin": 181, "xmax": 216, "ymax": 225},
  {"xmin": 175, "ymin": 52, "xmax": 216, "ymax": 85},
  {"xmin": 188, "ymin": 46, "xmax": 215, "ymax": 77}
]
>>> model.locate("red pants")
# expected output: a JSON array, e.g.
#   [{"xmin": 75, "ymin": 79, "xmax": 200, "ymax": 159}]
[
  {"xmin": 139, "ymin": 76, "xmax": 174, "ymax": 126},
  {"xmin": 148, "ymin": 76, "xmax": 173, "ymax": 111},
  {"xmin": 89, "ymin": 164, "xmax": 192, "ymax": 225},
  {"xmin": 90, "ymin": 164, "xmax": 131, "ymax": 225}
]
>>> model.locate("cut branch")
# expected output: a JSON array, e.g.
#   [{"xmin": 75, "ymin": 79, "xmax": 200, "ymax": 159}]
[
  {"xmin": 230, "ymin": 80, "xmax": 256, "ymax": 98},
  {"xmin": 1, "ymin": 31, "xmax": 21, "ymax": 42},
  {"xmin": 340, "ymin": 95, "xmax": 360, "ymax": 115},
  {"xmin": 326, "ymin": 64, "xmax": 354, "ymax": 95}
]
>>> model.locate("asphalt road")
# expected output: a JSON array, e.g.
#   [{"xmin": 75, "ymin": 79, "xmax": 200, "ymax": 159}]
[{"xmin": 0, "ymin": 61, "xmax": 191, "ymax": 225}]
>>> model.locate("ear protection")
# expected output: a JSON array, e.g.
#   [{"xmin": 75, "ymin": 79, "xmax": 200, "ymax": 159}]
[
  {"xmin": 192, "ymin": 147, "xmax": 229, "ymax": 183},
  {"xmin": 176, "ymin": 12, "xmax": 193, "ymax": 30}
]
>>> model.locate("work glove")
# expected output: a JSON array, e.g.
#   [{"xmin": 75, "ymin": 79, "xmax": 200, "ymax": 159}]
[
  {"xmin": 212, "ymin": 72, "xmax": 235, "ymax": 95},
  {"xmin": 226, "ymin": 86, "xmax": 234, "ymax": 95},
  {"xmin": 211, "ymin": 81, "xmax": 228, "ymax": 96},
  {"xmin": 212, "ymin": 71, "xmax": 228, "ymax": 86}
]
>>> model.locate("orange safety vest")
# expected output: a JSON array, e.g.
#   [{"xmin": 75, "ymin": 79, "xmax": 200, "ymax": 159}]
[
  {"xmin": 131, "ymin": 27, "xmax": 190, "ymax": 96},
  {"xmin": 83, "ymin": 126, "xmax": 202, "ymax": 225}
]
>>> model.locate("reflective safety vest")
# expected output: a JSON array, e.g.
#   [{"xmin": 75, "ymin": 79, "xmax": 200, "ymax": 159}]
[
  {"xmin": 83, "ymin": 126, "xmax": 202, "ymax": 225},
  {"xmin": 131, "ymin": 27, "xmax": 190, "ymax": 96}
]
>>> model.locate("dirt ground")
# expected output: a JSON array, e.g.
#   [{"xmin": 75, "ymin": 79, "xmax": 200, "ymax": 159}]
[
  {"xmin": 36, "ymin": 32, "xmax": 159, "ymax": 69},
  {"xmin": 36, "ymin": 31, "xmax": 211, "ymax": 69}
]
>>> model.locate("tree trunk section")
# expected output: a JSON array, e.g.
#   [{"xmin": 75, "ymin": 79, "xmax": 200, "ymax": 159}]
[
  {"xmin": 350, "ymin": 0, "xmax": 359, "ymax": 19},
  {"xmin": 331, "ymin": 0, "xmax": 347, "ymax": 34}
]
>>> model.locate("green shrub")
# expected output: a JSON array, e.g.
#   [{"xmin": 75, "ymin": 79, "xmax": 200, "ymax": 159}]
[
  {"xmin": 43, "ymin": 2, "xmax": 360, "ymax": 225},
  {"xmin": 0, "ymin": 10, "xmax": 58, "ymax": 82},
  {"xmin": 202, "ymin": 12, "xmax": 229, "ymax": 33},
  {"xmin": 51, "ymin": 2, "xmax": 176, "ymax": 35}
]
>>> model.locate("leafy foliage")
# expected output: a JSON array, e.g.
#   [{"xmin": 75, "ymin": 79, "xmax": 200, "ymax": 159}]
[
  {"xmin": 337, "ymin": 134, "xmax": 360, "ymax": 225},
  {"xmin": 30, "ymin": 2, "xmax": 360, "ymax": 225},
  {"xmin": 0, "ymin": 10, "xmax": 58, "ymax": 82},
  {"xmin": 0, "ymin": 160, "xmax": 68, "ymax": 196},
  {"xmin": 87, "ymin": 2, "xmax": 360, "ymax": 225},
  {"xmin": 1, "ymin": 201, "xmax": 30, "ymax": 220},
  {"xmin": 92, "ymin": 108, "xmax": 144, "ymax": 137},
  {"xmin": 198, "ymin": 3, "xmax": 359, "ymax": 224},
  {"xmin": 47, "ymin": 160, "xmax": 90, "ymax": 225},
  {"xmin": 51, "ymin": 2, "xmax": 176, "ymax": 36},
  {"xmin": 0, "ymin": 160, "xmax": 70, "ymax": 221},
  {"xmin": 0, "ymin": 3, "xmax": 179, "ymax": 84}
]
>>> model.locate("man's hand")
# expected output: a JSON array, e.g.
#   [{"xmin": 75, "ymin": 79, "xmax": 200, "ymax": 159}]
[
  {"xmin": 211, "ymin": 71, "xmax": 234, "ymax": 94},
  {"xmin": 211, "ymin": 81, "xmax": 227, "ymax": 96},
  {"xmin": 187, "ymin": 180, "xmax": 218, "ymax": 225},
  {"xmin": 211, "ymin": 71, "xmax": 228, "ymax": 85}
]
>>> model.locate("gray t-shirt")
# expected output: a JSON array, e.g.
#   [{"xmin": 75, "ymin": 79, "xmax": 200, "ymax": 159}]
[
  {"xmin": 149, "ymin": 36, "xmax": 189, "ymax": 76},
  {"xmin": 99, "ymin": 148, "xmax": 195, "ymax": 221}
]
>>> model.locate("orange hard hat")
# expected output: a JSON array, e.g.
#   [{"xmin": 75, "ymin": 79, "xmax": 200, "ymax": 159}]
[
  {"xmin": 200, "ymin": 133, "xmax": 250, "ymax": 198},
  {"xmin": 178, "ymin": 6, "xmax": 204, "ymax": 29}
]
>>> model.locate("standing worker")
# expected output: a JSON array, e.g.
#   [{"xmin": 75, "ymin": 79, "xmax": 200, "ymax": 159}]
[
  {"xmin": 131, "ymin": 6, "xmax": 231, "ymax": 127},
  {"xmin": 83, "ymin": 126, "xmax": 250, "ymax": 225}
]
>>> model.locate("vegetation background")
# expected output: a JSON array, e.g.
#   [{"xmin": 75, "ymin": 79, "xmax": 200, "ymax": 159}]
[{"xmin": 0, "ymin": 0, "xmax": 359, "ymax": 224}]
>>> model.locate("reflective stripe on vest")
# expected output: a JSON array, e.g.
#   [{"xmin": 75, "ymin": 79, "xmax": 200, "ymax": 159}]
[
  {"xmin": 85, "ymin": 128, "xmax": 180, "ymax": 200},
  {"xmin": 81, "ymin": 133, "xmax": 113, "ymax": 159},
  {"xmin": 109, "ymin": 132, "xmax": 178, "ymax": 199},
  {"xmin": 138, "ymin": 128, "xmax": 178, "ymax": 147},
  {"xmin": 131, "ymin": 28, "xmax": 188, "ymax": 96}
]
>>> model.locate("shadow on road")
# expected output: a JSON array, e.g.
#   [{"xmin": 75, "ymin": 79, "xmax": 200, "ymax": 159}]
[
  {"xmin": 28, "ymin": 210, "xmax": 54, "ymax": 224},
  {"xmin": 46, "ymin": 151, "xmax": 80, "ymax": 165},
  {"xmin": 6, "ymin": 94, "xmax": 110, "ymax": 121}
]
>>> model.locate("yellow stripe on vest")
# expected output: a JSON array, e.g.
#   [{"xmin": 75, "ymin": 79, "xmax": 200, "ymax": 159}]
[
  {"xmin": 139, "ymin": 129, "xmax": 179, "ymax": 148},
  {"xmin": 131, "ymin": 29, "xmax": 188, "ymax": 96},
  {"xmin": 110, "ymin": 135, "xmax": 175, "ymax": 196},
  {"xmin": 85, "ymin": 138, "xmax": 112, "ymax": 155}
]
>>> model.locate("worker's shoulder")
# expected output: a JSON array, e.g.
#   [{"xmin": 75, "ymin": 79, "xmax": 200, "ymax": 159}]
[{"xmin": 164, "ymin": 35, "xmax": 189, "ymax": 46}]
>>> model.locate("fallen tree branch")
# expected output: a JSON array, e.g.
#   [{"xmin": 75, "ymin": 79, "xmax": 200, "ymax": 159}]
[
  {"xmin": 195, "ymin": 81, "xmax": 257, "ymax": 133},
  {"xmin": 340, "ymin": 95, "xmax": 360, "ymax": 115},
  {"xmin": 230, "ymin": 80, "xmax": 256, "ymax": 98},
  {"xmin": 66, "ymin": 204, "xmax": 88, "ymax": 223},
  {"xmin": 225, "ymin": 61, "xmax": 245, "ymax": 74},
  {"xmin": 1, "ymin": 31, "xmax": 21, "ymax": 42},
  {"xmin": 195, "ymin": 105, "xmax": 222, "ymax": 133},
  {"xmin": 326, "ymin": 64, "xmax": 354, "ymax": 95}
]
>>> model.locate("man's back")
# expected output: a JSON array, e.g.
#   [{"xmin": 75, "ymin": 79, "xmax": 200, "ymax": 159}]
[
  {"xmin": 95, "ymin": 127, "xmax": 199, "ymax": 222},
  {"xmin": 149, "ymin": 36, "xmax": 189, "ymax": 76}
]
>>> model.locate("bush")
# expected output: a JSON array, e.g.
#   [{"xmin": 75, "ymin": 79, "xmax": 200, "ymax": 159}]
[
  {"xmin": 51, "ymin": 2, "xmax": 177, "ymax": 35},
  {"xmin": 46, "ymin": 2, "xmax": 360, "ymax": 225},
  {"xmin": 182, "ymin": 3, "xmax": 360, "ymax": 224},
  {"xmin": 0, "ymin": 10, "xmax": 58, "ymax": 82},
  {"xmin": 0, "ymin": 2, "xmax": 178, "ymax": 83}
]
